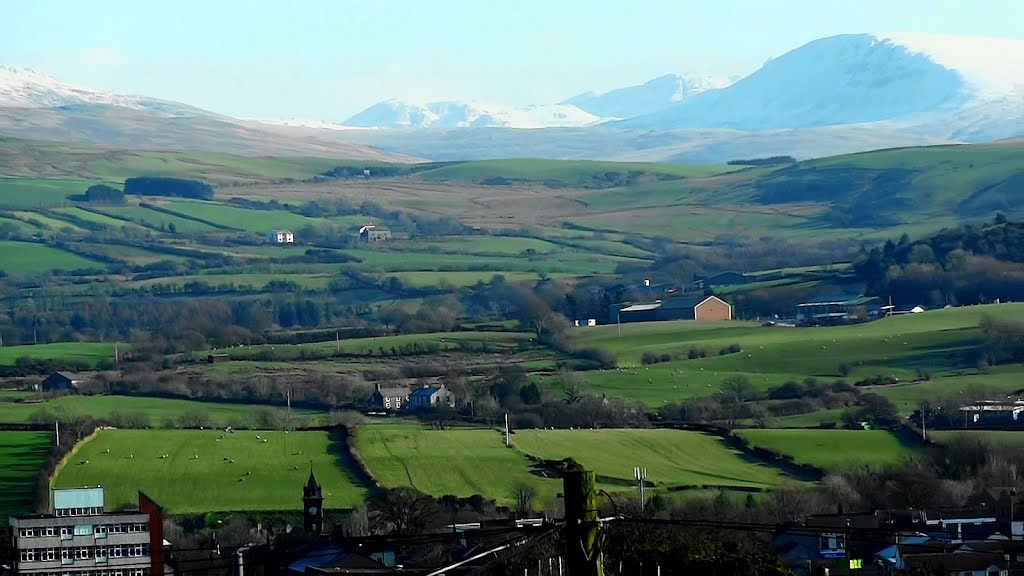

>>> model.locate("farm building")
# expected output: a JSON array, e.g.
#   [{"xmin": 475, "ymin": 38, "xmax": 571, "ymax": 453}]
[
  {"xmin": 795, "ymin": 294, "xmax": 882, "ymax": 325},
  {"xmin": 266, "ymin": 229, "xmax": 295, "ymax": 244},
  {"xmin": 366, "ymin": 383, "xmax": 410, "ymax": 412},
  {"xmin": 613, "ymin": 295, "xmax": 732, "ymax": 323},
  {"xmin": 694, "ymin": 271, "xmax": 748, "ymax": 289},
  {"xmin": 959, "ymin": 400, "xmax": 1024, "ymax": 427},
  {"xmin": 358, "ymin": 225, "xmax": 391, "ymax": 242},
  {"xmin": 39, "ymin": 371, "xmax": 90, "ymax": 392},
  {"xmin": 408, "ymin": 384, "xmax": 455, "ymax": 410},
  {"xmin": 10, "ymin": 487, "xmax": 167, "ymax": 576}
]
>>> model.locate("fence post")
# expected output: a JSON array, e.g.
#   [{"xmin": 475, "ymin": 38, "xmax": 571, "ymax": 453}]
[{"xmin": 564, "ymin": 469, "xmax": 604, "ymax": 576}]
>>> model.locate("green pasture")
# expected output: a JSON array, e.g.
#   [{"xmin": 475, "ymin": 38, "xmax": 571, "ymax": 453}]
[
  {"xmin": 0, "ymin": 178, "xmax": 92, "ymax": 208},
  {"xmin": 0, "ymin": 393, "xmax": 324, "ymax": 426},
  {"xmin": 53, "ymin": 429, "xmax": 365, "ymax": 512},
  {"xmin": 217, "ymin": 331, "xmax": 531, "ymax": 361},
  {"xmin": 0, "ymin": 342, "xmax": 117, "ymax": 367},
  {"xmin": 354, "ymin": 421, "xmax": 558, "ymax": 503},
  {"xmin": 8, "ymin": 211, "xmax": 86, "ymax": 232},
  {"xmin": 930, "ymin": 431, "xmax": 1024, "ymax": 448},
  {"xmin": 161, "ymin": 200, "xmax": 325, "ymax": 232},
  {"xmin": 512, "ymin": 428, "xmax": 792, "ymax": 490},
  {"xmin": 0, "ymin": 431, "xmax": 52, "ymax": 517},
  {"xmin": 97, "ymin": 205, "xmax": 221, "ymax": 232},
  {"xmin": 735, "ymin": 429, "xmax": 918, "ymax": 470},
  {"xmin": 570, "ymin": 304, "xmax": 1024, "ymax": 407},
  {"xmin": 415, "ymin": 158, "xmax": 734, "ymax": 187}
]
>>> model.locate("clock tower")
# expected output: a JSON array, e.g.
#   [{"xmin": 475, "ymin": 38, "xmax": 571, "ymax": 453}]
[{"xmin": 303, "ymin": 469, "xmax": 324, "ymax": 535}]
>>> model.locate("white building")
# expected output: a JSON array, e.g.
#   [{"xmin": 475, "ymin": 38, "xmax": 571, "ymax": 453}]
[
  {"xmin": 9, "ymin": 487, "xmax": 168, "ymax": 576},
  {"xmin": 266, "ymin": 230, "xmax": 295, "ymax": 244}
]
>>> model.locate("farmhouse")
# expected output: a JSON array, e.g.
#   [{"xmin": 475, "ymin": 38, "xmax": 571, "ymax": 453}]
[
  {"xmin": 958, "ymin": 400, "xmax": 1024, "ymax": 427},
  {"xmin": 366, "ymin": 383, "xmax": 410, "ymax": 412},
  {"xmin": 614, "ymin": 295, "xmax": 732, "ymax": 323},
  {"xmin": 408, "ymin": 384, "xmax": 454, "ymax": 410},
  {"xmin": 358, "ymin": 225, "xmax": 391, "ymax": 242},
  {"xmin": 10, "ymin": 487, "xmax": 167, "ymax": 576},
  {"xmin": 39, "ymin": 371, "xmax": 90, "ymax": 392},
  {"xmin": 266, "ymin": 229, "xmax": 295, "ymax": 244},
  {"xmin": 795, "ymin": 294, "xmax": 881, "ymax": 325}
]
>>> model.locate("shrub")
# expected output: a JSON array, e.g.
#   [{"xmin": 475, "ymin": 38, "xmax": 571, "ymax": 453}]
[
  {"xmin": 838, "ymin": 362, "xmax": 853, "ymax": 377},
  {"xmin": 575, "ymin": 348, "xmax": 617, "ymax": 369},
  {"xmin": 719, "ymin": 343, "xmax": 743, "ymax": 356},
  {"xmin": 688, "ymin": 348, "xmax": 709, "ymax": 359}
]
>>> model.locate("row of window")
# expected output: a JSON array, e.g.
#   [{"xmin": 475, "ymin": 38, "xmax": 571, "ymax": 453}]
[
  {"xmin": 19, "ymin": 523, "xmax": 149, "ymax": 539},
  {"xmin": 55, "ymin": 507, "xmax": 105, "ymax": 517},
  {"xmin": 26, "ymin": 570, "xmax": 146, "ymax": 576},
  {"xmin": 19, "ymin": 544, "xmax": 149, "ymax": 563}
]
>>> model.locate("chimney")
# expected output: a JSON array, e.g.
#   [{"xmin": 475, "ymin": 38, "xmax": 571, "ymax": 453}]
[{"xmin": 422, "ymin": 383, "xmax": 430, "ymax": 389}]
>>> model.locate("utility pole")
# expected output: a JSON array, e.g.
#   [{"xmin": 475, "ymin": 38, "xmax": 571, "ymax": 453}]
[
  {"xmin": 504, "ymin": 413, "xmax": 510, "ymax": 447},
  {"xmin": 920, "ymin": 404, "xmax": 926, "ymax": 441},
  {"xmin": 55, "ymin": 420, "xmax": 60, "ymax": 447},
  {"xmin": 634, "ymin": 466, "xmax": 647, "ymax": 514},
  {"xmin": 616, "ymin": 310, "xmax": 621, "ymax": 339},
  {"xmin": 564, "ymin": 469, "xmax": 604, "ymax": 576}
]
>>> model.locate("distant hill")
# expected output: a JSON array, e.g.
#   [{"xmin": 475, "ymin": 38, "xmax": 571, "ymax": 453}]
[{"xmin": 562, "ymin": 73, "xmax": 734, "ymax": 119}]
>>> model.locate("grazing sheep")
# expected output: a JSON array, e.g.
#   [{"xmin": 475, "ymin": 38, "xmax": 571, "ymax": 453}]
[
  {"xmin": 105, "ymin": 449, "xmax": 110, "ymax": 454},
  {"xmin": 229, "ymin": 459, "xmax": 235, "ymax": 464},
  {"xmin": 129, "ymin": 454, "xmax": 133, "ymax": 459}
]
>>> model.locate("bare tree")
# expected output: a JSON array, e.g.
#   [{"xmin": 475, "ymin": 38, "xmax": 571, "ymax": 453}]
[
  {"xmin": 369, "ymin": 488, "xmax": 438, "ymax": 535},
  {"xmin": 509, "ymin": 481, "xmax": 538, "ymax": 517}
]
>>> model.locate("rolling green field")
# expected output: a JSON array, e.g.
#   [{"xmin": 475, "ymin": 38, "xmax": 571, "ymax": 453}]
[
  {"xmin": 571, "ymin": 304, "xmax": 1024, "ymax": 407},
  {"xmin": 218, "ymin": 331, "xmax": 531, "ymax": 360},
  {"xmin": 97, "ymin": 204, "xmax": 221, "ymax": 232},
  {"xmin": 161, "ymin": 200, "xmax": 325, "ymax": 232},
  {"xmin": 0, "ymin": 342, "xmax": 117, "ymax": 367},
  {"xmin": 0, "ymin": 241, "xmax": 102, "ymax": 274},
  {"xmin": 513, "ymin": 428, "xmax": 792, "ymax": 490},
  {"xmin": 53, "ymin": 429, "xmax": 366, "ymax": 512},
  {"xmin": 0, "ymin": 393, "xmax": 324, "ymax": 426},
  {"xmin": 355, "ymin": 422, "xmax": 558, "ymax": 503},
  {"xmin": 0, "ymin": 178, "xmax": 94, "ymax": 208},
  {"xmin": 735, "ymin": 429, "xmax": 917, "ymax": 470},
  {"xmin": 0, "ymin": 431, "xmax": 52, "ymax": 517}
]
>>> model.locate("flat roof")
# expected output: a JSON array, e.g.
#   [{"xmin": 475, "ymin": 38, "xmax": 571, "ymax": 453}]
[{"xmin": 54, "ymin": 487, "xmax": 104, "ymax": 510}]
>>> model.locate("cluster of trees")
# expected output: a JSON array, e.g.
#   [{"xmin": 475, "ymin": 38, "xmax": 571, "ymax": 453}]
[
  {"xmin": 726, "ymin": 156, "xmax": 797, "ymax": 166},
  {"xmin": 124, "ymin": 177, "xmax": 215, "ymax": 200},
  {"xmin": 83, "ymin": 184, "xmax": 125, "ymax": 204},
  {"xmin": 853, "ymin": 216, "xmax": 1024, "ymax": 307}
]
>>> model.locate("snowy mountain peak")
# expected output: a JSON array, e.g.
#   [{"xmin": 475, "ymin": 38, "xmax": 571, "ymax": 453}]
[
  {"xmin": 343, "ymin": 99, "xmax": 603, "ymax": 129},
  {"xmin": 616, "ymin": 32, "xmax": 1024, "ymax": 132},
  {"xmin": 0, "ymin": 65, "xmax": 205, "ymax": 116},
  {"xmin": 563, "ymin": 73, "xmax": 733, "ymax": 119}
]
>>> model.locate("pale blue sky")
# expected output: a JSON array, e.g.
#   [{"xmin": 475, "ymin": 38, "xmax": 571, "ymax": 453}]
[{"xmin": 3, "ymin": 0, "xmax": 1022, "ymax": 120}]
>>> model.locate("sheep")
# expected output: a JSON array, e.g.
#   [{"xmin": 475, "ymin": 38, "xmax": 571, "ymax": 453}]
[
  {"xmin": 105, "ymin": 449, "xmax": 110, "ymax": 454},
  {"xmin": 129, "ymin": 454, "xmax": 134, "ymax": 459},
  {"xmin": 229, "ymin": 459, "xmax": 235, "ymax": 464}
]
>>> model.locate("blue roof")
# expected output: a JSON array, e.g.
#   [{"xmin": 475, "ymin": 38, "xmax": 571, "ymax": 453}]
[
  {"xmin": 410, "ymin": 386, "xmax": 443, "ymax": 398},
  {"xmin": 54, "ymin": 487, "xmax": 104, "ymax": 510}
]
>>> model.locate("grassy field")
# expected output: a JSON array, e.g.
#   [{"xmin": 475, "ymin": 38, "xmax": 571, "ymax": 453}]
[
  {"xmin": 0, "ymin": 342, "xmax": 117, "ymax": 367},
  {"xmin": 53, "ymin": 429, "xmax": 366, "ymax": 512},
  {"xmin": 512, "ymin": 428, "xmax": 792, "ymax": 490},
  {"xmin": 0, "ymin": 431, "xmax": 52, "ymax": 517},
  {"xmin": 0, "ymin": 240, "xmax": 103, "ymax": 274},
  {"xmin": 161, "ymin": 200, "xmax": 325, "ymax": 232},
  {"xmin": 735, "ymin": 429, "xmax": 918, "ymax": 470},
  {"xmin": 0, "ymin": 393, "xmax": 324, "ymax": 426},
  {"xmin": 570, "ymin": 304, "xmax": 1024, "ymax": 407},
  {"xmin": 0, "ymin": 178, "xmax": 93, "ymax": 208},
  {"xmin": 97, "ymin": 205, "xmax": 221, "ymax": 232},
  {"xmin": 354, "ymin": 422, "xmax": 559, "ymax": 503},
  {"xmin": 218, "ymin": 331, "xmax": 531, "ymax": 360}
]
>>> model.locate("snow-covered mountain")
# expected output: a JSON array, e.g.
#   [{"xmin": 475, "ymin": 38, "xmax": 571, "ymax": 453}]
[
  {"xmin": 0, "ymin": 65, "xmax": 209, "ymax": 117},
  {"xmin": 563, "ymin": 73, "xmax": 734, "ymax": 119},
  {"xmin": 616, "ymin": 33, "xmax": 1024, "ymax": 131},
  {"xmin": 342, "ymin": 99, "xmax": 603, "ymax": 129}
]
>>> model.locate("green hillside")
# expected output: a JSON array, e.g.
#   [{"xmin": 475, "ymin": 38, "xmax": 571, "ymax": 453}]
[{"xmin": 414, "ymin": 158, "xmax": 736, "ymax": 188}]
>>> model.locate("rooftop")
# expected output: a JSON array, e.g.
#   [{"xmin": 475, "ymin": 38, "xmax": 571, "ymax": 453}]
[
  {"xmin": 54, "ymin": 486, "xmax": 104, "ymax": 510},
  {"xmin": 797, "ymin": 294, "xmax": 879, "ymax": 307}
]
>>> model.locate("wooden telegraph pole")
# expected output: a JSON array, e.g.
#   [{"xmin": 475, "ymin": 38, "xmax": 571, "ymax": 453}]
[{"xmin": 564, "ymin": 469, "xmax": 604, "ymax": 576}]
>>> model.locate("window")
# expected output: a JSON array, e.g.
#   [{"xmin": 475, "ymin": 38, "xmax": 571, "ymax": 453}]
[
  {"xmin": 20, "ymin": 549, "xmax": 37, "ymax": 562},
  {"xmin": 75, "ymin": 524, "xmax": 94, "ymax": 536},
  {"xmin": 19, "ymin": 527, "xmax": 34, "ymax": 538},
  {"xmin": 75, "ymin": 547, "xmax": 93, "ymax": 560},
  {"xmin": 61, "ymin": 526, "xmax": 74, "ymax": 540},
  {"xmin": 111, "ymin": 545, "xmax": 124, "ymax": 558},
  {"xmin": 42, "ymin": 526, "xmax": 55, "ymax": 537},
  {"xmin": 96, "ymin": 546, "xmax": 107, "ymax": 560},
  {"xmin": 95, "ymin": 525, "xmax": 107, "ymax": 539},
  {"xmin": 42, "ymin": 548, "xmax": 56, "ymax": 562}
]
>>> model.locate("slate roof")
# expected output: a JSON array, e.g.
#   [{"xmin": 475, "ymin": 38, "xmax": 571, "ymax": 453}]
[{"xmin": 410, "ymin": 385, "xmax": 445, "ymax": 398}]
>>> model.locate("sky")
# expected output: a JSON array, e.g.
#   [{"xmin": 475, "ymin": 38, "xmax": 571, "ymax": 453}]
[{"xmin": 3, "ymin": 0, "xmax": 1023, "ymax": 121}]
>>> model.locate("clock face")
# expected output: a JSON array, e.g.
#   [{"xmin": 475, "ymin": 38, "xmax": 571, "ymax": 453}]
[{"xmin": 308, "ymin": 506, "xmax": 318, "ymax": 515}]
